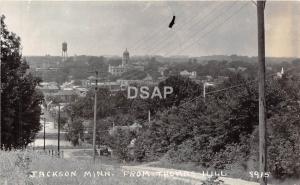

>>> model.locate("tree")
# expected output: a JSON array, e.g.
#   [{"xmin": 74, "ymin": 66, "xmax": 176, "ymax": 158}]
[
  {"xmin": 107, "ymin": 127, "xmax": 134, "ymax": 161},
  {"xmin": 65, "ymin": 119, "xmax": 84, "ymax": 146},
  {"xmin": 1, "ymin": 15, "xmax": 43, "ymax": 149},
  {"xmin": 133, "ymin": 74, "xmax": 299, "ymax": 175},
  {"xmin": 150, "ymin": 75, "xmax": 202, "ymax": 112}
]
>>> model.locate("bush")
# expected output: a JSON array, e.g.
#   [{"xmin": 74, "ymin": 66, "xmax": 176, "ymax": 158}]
[
  {"xmin": 267, "ymin": 109, "xmax": 300, "ymax": 179},
  {"xmin": 65, "ymin": 119, "xmax": 84, "ymax": 146},
  {"xmin": 201, "ymin": 176, "xmax": 224, "ymax": 185},
  {"xmin": 107, "ymin": 127, "xmax": 134, "ymax": 161}
]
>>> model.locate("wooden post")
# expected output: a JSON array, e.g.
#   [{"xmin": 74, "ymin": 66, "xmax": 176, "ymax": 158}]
[
  {"xmin": 43, "ymin": 117, "xmax": 46, "ymax": 150},
  {"xmin": 93, "ymin": 71, "xmax": 98, "ymax": 162},
  {"xmin": 203, "ymin": 83, "xmax": 206, "ymax": 101},
  {"xmin": 58, "ymin": 104, "xmax": 60, "ymax": 155},
  {"xmin": 257, "ymin": 1, "xmax": 267, "ymax": 185},
  {"xmin": 0, "ymin": 17, "xmax": 2, "ymax": 149}
]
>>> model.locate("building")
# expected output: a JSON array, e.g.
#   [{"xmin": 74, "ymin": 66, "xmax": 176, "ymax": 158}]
[
  {"xmin": 276, "ymin": 67, "xmax": 284, "ymax": 78},
  {"xmin": 180, "ymin": 70, "xmax": 197, "ymax": 79},
  {"xmin": 61, "ymin": 80, "xmax": 75, "ymax": 89},
  {"xmin": 117, "ymin": 76, "xmax": 158, "ymax": 87},
  {"xmin": 37, "ymin": 82, "xmax": 60, "ymax": 93},
  {"xmin": 158, "ymin": 66, "xmax": 168, "ymax": 76},
  {"xmin": 51, "ymin": 89, "xmax": 77, "ymax": 102},
  {"xmin": 108, "ymin": 49, "xmax": 145, "ymax": 76},
  {"xmin": 108, "ymin": 49, "xmax": 131, "ymax": 76},
  {"xmin": 109, "ymin": 122, "xmax": 142, "ymax": 136},
  {"xmin": 74, "ymin": 87, "xmax": 88, "ymax": 97}
]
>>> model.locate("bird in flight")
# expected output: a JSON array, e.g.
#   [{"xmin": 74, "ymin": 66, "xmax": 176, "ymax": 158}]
[{"xmin": 168, "ymin": 15, "xmax": 176, "ymax": 28}]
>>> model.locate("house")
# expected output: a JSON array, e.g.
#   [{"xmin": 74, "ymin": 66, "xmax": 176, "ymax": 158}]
[
  {"xmin": 51, "ymin": 89, "xmax": 77, "ymax": 102},
  {"xmin": 158, "ymin": 66, "xmax": 168, "ymax": 76},
  {"xmin": 61, "ymin": 80, "xmax": 75, "ymax": 89},
  {"xmin": 180, "ymin": 70, "xmax": 197, "ymax": 79},
  {"xmin": 37, "ymin": 82, "xmax": 59, "ymax": 93},
  {"xmin": 74, "ymin": 87, "xmax": 88, "ymax": 97},
  {"xmin": 108, "ymin": 122, "xmax": 142, "ymax": 136}
]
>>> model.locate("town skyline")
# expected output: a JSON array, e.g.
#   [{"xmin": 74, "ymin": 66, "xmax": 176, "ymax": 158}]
[{"xmin": 0, "ymin": 1, "xmax": 299, "ymax": 58}]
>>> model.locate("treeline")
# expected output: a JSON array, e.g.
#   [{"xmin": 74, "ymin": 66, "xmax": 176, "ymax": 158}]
[
  {"xmin": 132, "ymin": 73, "xmax": 300, "ymax": 180},
  {"xmin": 65, "ymin": 66, "xmax": 300, "ymax": 179},
  {"xmin": 30, "ymin": 55, "xmax": 164, "ymax": 83},
  {"xmin": 1, "ymin": 15, "xmax": 43, "ymax": 149}
]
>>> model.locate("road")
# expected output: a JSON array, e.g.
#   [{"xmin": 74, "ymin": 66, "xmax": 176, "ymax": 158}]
[
  {"xmin": 31, "ymin": 108, "xmax": 72, "ymax": 148},
  {"xmin": 60, "ymin": 148, "xmax": 260, "ymax": 185},
  {"xmin": 121, "ymin": 165, "xmax": 260, "ymax": 185}
]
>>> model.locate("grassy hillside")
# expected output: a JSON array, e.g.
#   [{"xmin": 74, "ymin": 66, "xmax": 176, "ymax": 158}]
[{"xmin": 0, "ymin": 150, "xmax": 192, "ymax": 185}]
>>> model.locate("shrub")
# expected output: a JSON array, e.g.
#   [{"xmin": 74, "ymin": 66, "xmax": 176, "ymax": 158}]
[
  {"xmin": 201, "ymin": 176, "xmax": 224, "ymax": 185},
  {"xmin": 107, "ymin": 127, "xmax": 134, "ymax": 161}
]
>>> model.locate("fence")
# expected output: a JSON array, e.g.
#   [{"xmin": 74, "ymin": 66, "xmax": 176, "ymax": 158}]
[{"xmin": 34, "ymin": 149, "xmax": 64, "ymax": 159}]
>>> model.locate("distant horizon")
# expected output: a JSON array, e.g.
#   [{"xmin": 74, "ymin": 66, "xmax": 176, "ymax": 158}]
[
  {"xmin": 1, "ymin": 1, "xmax": 299, "ymax": 57},
  {"xmin": 23, "ymin": 53, "xmax": 299, "ymax": 59}
]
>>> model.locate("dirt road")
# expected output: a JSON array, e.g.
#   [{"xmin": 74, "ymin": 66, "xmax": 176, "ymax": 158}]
[
  {"xmin": 121, "ymin": 165, "xmax": 259, "ymax": 185},
  {"xmin": 57, "ymin": 149, "xmax": 260, "ymax": 185}
]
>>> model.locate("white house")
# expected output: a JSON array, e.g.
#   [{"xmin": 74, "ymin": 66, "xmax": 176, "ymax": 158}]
[{"xmin": 180, "ymin": 70, "xmax": 197, "ymax": 79}]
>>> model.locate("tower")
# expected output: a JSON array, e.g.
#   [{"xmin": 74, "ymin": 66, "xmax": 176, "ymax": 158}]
[
  {"xmin": 122, "ymin": 48, "xmax": 130, "ymax": 66},
  {"xmin": 62, "ymin": 42, "xmax": 68, "ymax": 61}
]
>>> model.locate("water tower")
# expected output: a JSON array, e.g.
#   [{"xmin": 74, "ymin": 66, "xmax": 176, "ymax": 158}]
[{"xmin": 62, "ymin": 42, "xmax": 68, "ymax": 61}]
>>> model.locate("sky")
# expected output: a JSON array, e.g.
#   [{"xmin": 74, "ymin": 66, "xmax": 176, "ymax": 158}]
[{"xmin": 0, "ymin": 1, "xmax": 299, "ymax": 57}]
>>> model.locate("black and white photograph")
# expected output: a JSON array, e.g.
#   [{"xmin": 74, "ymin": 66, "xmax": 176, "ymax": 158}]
[{"xmin": 0, "ymin": 1, "xmax": 300, "ymax": 185}]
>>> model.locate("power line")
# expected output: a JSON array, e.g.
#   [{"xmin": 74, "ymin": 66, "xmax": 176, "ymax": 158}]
[
  {"xmin": 148, "ymin": 3, "xmax": 221, "ymax": 49},
  {"xmin": 147, "ymin": 1, "xmax": 232, "ymax": 56},
  {"xmin": 132, "ymin": 3, "xmax": 191, "ymax": 53},
  {"xmin": 134, "ymin": 2, "xmax": 221, "ymax": 54},
  {"xmin": 165, "ymin": 2, "xmax": 250, "ymax": 57},
  {"xmin": 87, "ymin": 67, "xmax": 292, "ymax": 128},
  {"xmin": 132, "ymin": 16, "xmax": 171, "ymax": 51},
  {"xmin": 148, "ymin": 1, "xmax": 238, "ymax": 56}
]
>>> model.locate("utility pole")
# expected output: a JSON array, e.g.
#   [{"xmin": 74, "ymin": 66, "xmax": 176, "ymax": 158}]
[
  {"xmin": 148, "ymin": 110, "xmax": 151, "ymax": 124},
  {"xmin": 92, "ymin": 71, "xmax": 98, "ymax": 162},
  {"xmin": 257, "ymin": 1, "xmax": 267, "ymax": 185},
  {"xmin": 43, "ymin": 117, "xmax": 46, "ymax": 151},
  {"xmin": 58, "ymin": 103, "xmax": 61, "ymax": 156},
  {"xmin": 18, "ymin": 98, "xmax": 22, "ymax": 149},
  {"xmin": 203, "ymin": 83, "xmax": 206, "ymax": 101},
  {"xmin": 0, "ymin": 17, "xmax": 2, "ymax": 149}
]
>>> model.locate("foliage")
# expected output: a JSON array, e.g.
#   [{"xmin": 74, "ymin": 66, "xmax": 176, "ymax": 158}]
[
  {"xmin": 267, "ymin": 100, "xmax": 300, "ymax": 179},
  {"xmin": 157, "ymin": 75, "xmax": 202, "ymax": 108},
  {"xmin": 201, "ymin": 176, "xmax": 224, "ymax": 185},
  {"xmin": 119, "ymin": 70, "xmax": 147, "ymax": 80},
  {"xmin": 65, "ymin": 119, "xmax": 84, "ymax": 146},
  {"xmin": 133, "ymin": 75, "xmax": 203, "ymax": 117},
  {"xmin": 133, "ymin": 73, "xmax": 300, "ymax": 179},
  {"xmin": 165, "ymin": 60, "xmax": 257, "ymax": 79},
  {"xmin": 107, "ymin": 127, "xmax": 135, "ymax": 161},
  {"xmin": 1, "ymin": 15, "xmax": 43, "ymax": 149},
  {"xmin": 144, "ymin": 57, "xmax": 162, "ymax": 80}
]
